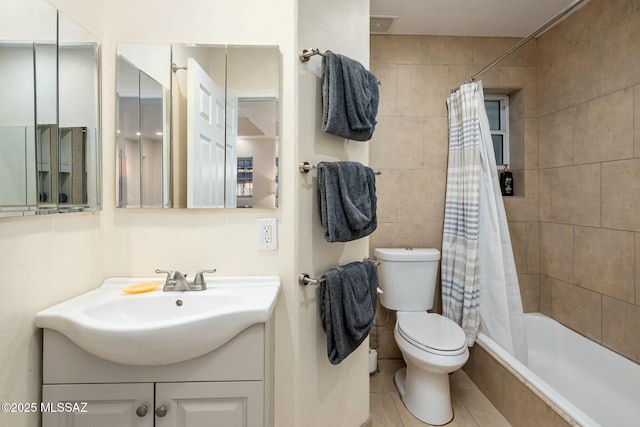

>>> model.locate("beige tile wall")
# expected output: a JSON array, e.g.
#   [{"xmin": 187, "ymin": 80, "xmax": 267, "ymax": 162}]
[
  {"xmin": 370, "ymin": 0, "xmax": 640, "ymax": 365},
  {"xmin": 537, "ymin": 0, "xmax": 640, "ymax": 364},
  {"xmin": 464, "ymin": 344, "xmax": 575, "ymax": 427},
  {"xmin": 369, "ymin": 34, "xmax": 540, "ymax": 358}
]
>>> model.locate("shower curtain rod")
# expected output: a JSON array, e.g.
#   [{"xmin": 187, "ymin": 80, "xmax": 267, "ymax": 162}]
[{"xmin": 458, "ymin": 0, "xmax": 587, "ymax": 87}]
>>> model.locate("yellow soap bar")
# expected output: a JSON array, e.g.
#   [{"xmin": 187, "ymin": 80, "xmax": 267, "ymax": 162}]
[{"xmin": 121, "ymin": 281, "xmax": 160, "ymax": 294}]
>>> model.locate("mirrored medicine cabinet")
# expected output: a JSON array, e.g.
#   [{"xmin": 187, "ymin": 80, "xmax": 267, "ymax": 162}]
[
  {"xmin": 0, "ymin": 0, "xmax": 101, "ymax": 217},
  {"xmin": 116, "ymin": 43, "xmax": 280, "ymax": 210}
]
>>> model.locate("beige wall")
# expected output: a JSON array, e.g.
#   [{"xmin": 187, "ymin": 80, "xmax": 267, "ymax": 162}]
[
  {"xmin": 537, "ymin": 0, "xmax": 640, "ymax": 363},
  {"xmin": 370, "ymin": 0, "xmax": 640, "ymax": 366},
  {"xmin": 295, "ymin": 0, "xmax": 372, "ymax": 425},
  {"xmin": 0, "ymin": 0, "xmax": 372, "ymax": 427},
  {"xmin": 0, "ymin": 2, "xmax": 107, "ymax": 425}
]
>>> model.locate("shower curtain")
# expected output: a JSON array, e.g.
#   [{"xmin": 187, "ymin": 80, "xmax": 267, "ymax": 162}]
[{"xmin": 441, "ymin": 82, "xmax": 527, "ymax": 363}]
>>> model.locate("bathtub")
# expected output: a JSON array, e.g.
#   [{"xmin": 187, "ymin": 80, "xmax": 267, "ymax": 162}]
[{"xmin": 474, "ymin": 313, "xmax": 640, "ymax": 427}]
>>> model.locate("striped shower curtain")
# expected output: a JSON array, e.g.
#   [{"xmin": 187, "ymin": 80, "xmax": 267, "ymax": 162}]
[
  {"xmin": 441, "ymin": 83, "xmax": 482, "ymax": 346},
  {"xmin": 442, "ymin": 82, "xmax": 526, "ymax": 362}
]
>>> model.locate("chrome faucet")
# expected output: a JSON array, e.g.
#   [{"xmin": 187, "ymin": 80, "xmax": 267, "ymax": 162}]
[
  {"xmin": 155, "ymin": 268, "xmax": 216, "ymax": 291},
  {"xmin": 155, "ymin": 269, "xmax": 191, "ymax": 292}
]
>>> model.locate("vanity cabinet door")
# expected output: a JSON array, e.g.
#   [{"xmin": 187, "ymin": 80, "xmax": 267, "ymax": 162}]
[
  {"xmin": 155, "ymin": 381, "xmax": 263, "ymax": 427},
  {"xmin": 42, "ymin": 383, "xmax": 154, "ymax": 427}
]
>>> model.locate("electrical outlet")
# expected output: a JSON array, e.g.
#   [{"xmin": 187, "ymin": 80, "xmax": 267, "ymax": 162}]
[{"xmin": 257, "ymin": 218, "xmax": 278, "ymax": 250}]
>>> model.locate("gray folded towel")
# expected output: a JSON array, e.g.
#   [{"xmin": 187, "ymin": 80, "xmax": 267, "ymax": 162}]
[
  {"xmin": 322, "ymin": 51, "xmax": 379, "ymax": 141},
  {"xmin": 320, "ymin": 260, "xmax": 379, "ymax": 365},
  {"xmin": 317, "ymin": 161, "xmax": 377, "ymax": 243}
]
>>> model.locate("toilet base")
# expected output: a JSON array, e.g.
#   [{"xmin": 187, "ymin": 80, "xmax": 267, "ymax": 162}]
[{"xmin": 394, "ymin": 366, "xmax": 453, "ymax": 426}]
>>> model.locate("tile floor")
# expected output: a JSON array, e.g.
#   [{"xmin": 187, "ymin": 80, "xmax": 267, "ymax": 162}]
[{"xmin": 370, "ymin": 359, "xmax": 512, "ymax": 427}]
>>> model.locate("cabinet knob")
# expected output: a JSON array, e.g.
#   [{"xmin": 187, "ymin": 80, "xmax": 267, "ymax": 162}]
[
  {"xmin": 155, "ymin": 405, "xmax": 168, "ymax": 417},
  {"xmin": 136, "ymin": 405, "xmax": 148, "ymax": 417}
]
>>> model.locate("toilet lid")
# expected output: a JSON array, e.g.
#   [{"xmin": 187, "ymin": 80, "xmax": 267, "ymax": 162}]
[{"xmin": 397, "ymin": 312, "xmax": 467, "ymax": 355}]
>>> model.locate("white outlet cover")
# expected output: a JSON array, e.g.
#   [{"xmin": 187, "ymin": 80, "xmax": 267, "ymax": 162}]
[{"xmin": 257, "ymin": 218, "xmax": 278, "ymax": 250}]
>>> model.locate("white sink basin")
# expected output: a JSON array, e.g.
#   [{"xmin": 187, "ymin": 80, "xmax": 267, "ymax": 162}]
[{"xmin": 35, "ymin": 276, "xmax": 280, "ymax": 366}]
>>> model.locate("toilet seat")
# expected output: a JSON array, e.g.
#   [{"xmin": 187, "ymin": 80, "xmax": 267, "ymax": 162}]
[{"xmin": 397, "ymin": 312, "xmax": 467, "ymax": 356}]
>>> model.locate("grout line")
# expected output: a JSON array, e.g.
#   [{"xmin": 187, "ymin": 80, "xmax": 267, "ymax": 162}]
[
  {"xmin": 600, "ymin": 293, "xmax": 604, "ymax": 343},
  {"xmin": 571, "ymin": 224, "xmax": 575, "ymax": 285},
  {"xmin": 452, "ymin": 390, "xmax": 482, "ymax": 427},
  {"xmin": 600, "ymin": 162, "xmax": 603, "ymax": 230},
  {"xmin": 392, "ymin": 396, "xmax": 407, "ymax": 427}
]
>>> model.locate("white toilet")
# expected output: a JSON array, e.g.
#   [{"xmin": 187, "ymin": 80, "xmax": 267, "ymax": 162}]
[{"xmin": 374, "ymin": 248, "xmax": 469, "ymax": 426}]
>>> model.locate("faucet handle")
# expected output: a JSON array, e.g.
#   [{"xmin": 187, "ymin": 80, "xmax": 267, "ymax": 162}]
[
  {"xmin": 155, "ymin": 269, "xmax": 172, "ymax": 281},
  {"xmin": 155, "ymin": 269, "xmax": 187, "ymax": 283},
  {"xmin": 155, "ymin": 269, "xmax": 192, "ymax": 291},
  {"xmin": 193, "ymin": 269, "xmax": 217, "ymax": 289}
]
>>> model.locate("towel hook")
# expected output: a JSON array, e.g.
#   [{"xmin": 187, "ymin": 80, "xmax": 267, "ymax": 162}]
[
  {"xmin": 299, "ymin": 48, "xmax": 323, "ymax": 63},
  {"xmin": 299, "ymin": 273, "xmax": 322, "ymax": 286},
  {"xmin": 299, "ymin": 260, "xmax": 380, "ymax": 286},
  {"xmin": 172, "ymin": 63, "xmax": 188, "ymax": 73},
  {"xmin": 299, "ymin": 161, "xmax": 382, "ymax": 175},
  {"xmin": 298, "ymin": 49, "xmax": 381, "ymax": 85},
  {"xmin": 299, "ymin": 161, "xmax": 317, "ymax": 174}
]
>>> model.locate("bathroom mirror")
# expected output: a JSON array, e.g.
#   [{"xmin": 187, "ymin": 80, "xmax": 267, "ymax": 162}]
[
  {"xmin": 0, "ymin": 2, "xmax": 101, "ymax": 217},
  {"xmin": 225, "ymin": 46, "xmax": 280, "ymax": 209},
  {"xmin": 57, "ymin": 12, "xmax": 101, "ymax": 213},
  {"xmin": 116, "ymin": 43, "xmax": 171, "ymax": 208},
  {"xmin": 115, "ymin": 43, "xmax": 280, "ymax": 209},
  {"xmin": 0, "ymin": 0, "xmax": 57, "ymax": 216}
]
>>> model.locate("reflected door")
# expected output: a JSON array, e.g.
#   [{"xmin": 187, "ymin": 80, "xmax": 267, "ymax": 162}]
[{"xmin": 187, "ymin": 58, "xmax": 225, "ymax": 208}]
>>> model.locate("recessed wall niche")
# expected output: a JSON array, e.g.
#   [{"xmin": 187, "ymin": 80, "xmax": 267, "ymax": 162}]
[{"xmin": 485, "ymin": 87, "xmax": 525, "ymax": 197}]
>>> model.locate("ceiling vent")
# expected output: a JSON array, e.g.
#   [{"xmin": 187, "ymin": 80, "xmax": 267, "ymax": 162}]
[{"xmin": 370, "ymin": 15, "xmax": 398, "ymax": 34}]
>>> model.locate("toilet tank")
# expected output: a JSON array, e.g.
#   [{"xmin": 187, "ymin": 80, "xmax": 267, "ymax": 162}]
[{"xmin": 374, "ymin": 248, "xmax": 441, "ymax": 311}]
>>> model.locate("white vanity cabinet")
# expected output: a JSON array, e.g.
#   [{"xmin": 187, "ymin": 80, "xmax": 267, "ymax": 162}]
[
  {"xmin": 41, "ymin": 320, "xmax": 274, "ymax": 427},
  {"xmin": 43, "ymin": 381, "xmax": 263, "ymax": 427},
  {"xmin": 155, "ymin": 381, "xmax": 263, "ymax": 427},
  {"xmin": 42, "ymin": 383, "xmax": 153, "ymax": 427}
]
